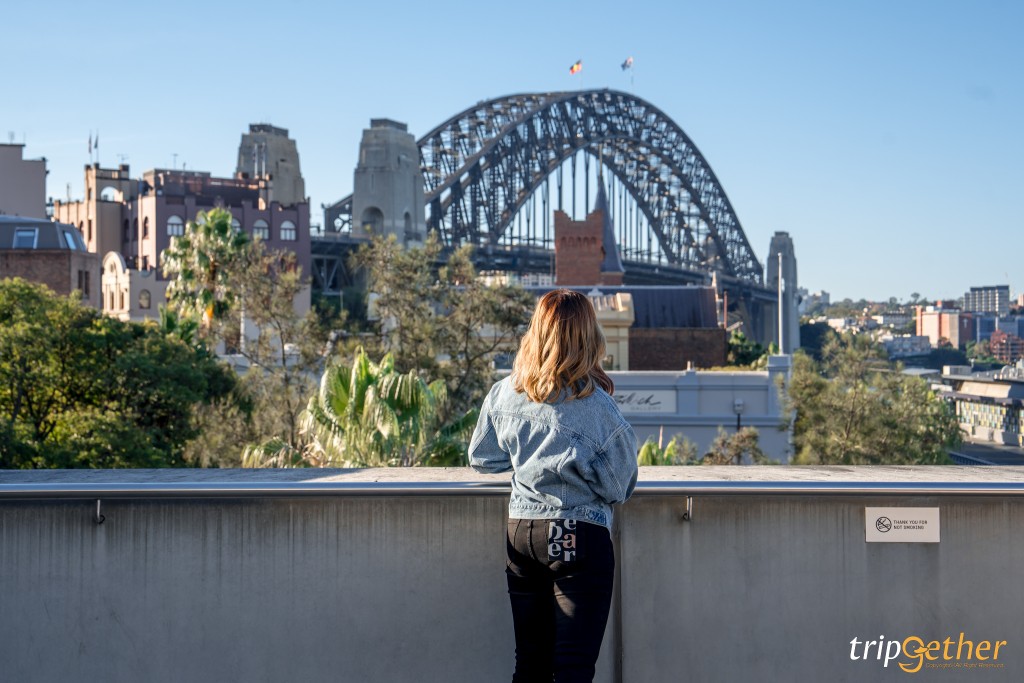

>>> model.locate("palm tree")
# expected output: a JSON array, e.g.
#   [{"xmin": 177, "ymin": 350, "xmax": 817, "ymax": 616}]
[
  {"xmin": 161, "ymin": 207, "xmax": 250, "ymax": 334},
  {"xmin": 243, "ymin": 347, "xmax": 476, "ymax": 468}
]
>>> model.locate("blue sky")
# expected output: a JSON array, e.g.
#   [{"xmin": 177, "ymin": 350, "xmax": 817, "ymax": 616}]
[{"xmin": 2, "ymin": 0, "xmax": 1020, "ymax": 302}]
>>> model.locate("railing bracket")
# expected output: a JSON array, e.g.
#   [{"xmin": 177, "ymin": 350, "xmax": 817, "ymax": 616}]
[
  {"xmin": 94, "ymin": 499, "xmax": 105, "ymax": 525},
  {"xmin": 681, "ymin": 496, "xmax": 693, "ymax": 522}
]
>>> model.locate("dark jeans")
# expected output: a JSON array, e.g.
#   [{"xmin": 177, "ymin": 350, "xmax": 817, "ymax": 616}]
[{"xmin": 505, "ymin": 518, "xmax": 615, "ymax": 683}]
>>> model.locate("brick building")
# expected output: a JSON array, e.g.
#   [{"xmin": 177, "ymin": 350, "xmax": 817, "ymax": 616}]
[
  {"xmin": 0, "ymin": 216, "xmax": 100, "ymax": 307},
  {"xmin": 990, "ymin": 330, "xmax": 1024, "ymax": 364}
]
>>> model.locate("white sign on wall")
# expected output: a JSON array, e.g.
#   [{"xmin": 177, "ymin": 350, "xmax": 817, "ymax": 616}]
[
  {"xmin": 612, "ymin": 390, "xmax": 677, "ymax": 414},
  {"xmin": 865, "ymin": 507, "xmax": 940, "ymax": 543}
]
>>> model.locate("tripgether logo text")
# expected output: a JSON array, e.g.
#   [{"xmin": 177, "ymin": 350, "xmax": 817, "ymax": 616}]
[{"xmin": 849, "ymin": 633, "xmax": 1007, "ymax": 673}]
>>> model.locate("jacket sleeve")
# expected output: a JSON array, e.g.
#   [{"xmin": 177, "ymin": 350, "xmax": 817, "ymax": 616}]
[
  {"xmin": 588, "ymin": 423, "xmax": 639, "ymax": 504},
  {"xmin": 468, "ymin": 394, "xmax": 512, "ymax": 473}
]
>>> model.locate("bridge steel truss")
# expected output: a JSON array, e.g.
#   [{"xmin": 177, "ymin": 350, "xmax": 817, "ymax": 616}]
[{"xmin": 324, "ymin": 89, "xmax": 764, "ymax": 288}]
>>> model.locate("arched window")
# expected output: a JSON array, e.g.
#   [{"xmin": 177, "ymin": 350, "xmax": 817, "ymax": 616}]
[
  {"xmin": 167, "ymin": 215, "xmax": 185, "ymax": 237},
  {"xmin": 139, "ymin": 290, "xmax": 151, "ymax": 310},
  {"xmin": 253, "ymin": 219, "xmax": 269, "ymax": 240},
  {"xmin": 100, "ymin": 186, "xmax": 117, "ymax": 202},
  {"xmin": 280, "ymin": 220, "xmax": 297, "ymax": 241},
  {"xmin": 143, "ymin": 217, "xmax": 149, "ymax": 238},
  {"xmin": 360, "ymin": 207, "xmax": 383, "ymax": 234},
  {"xmin": 231, "ymin": 217, "xmax": 241, "ymax": 232}
]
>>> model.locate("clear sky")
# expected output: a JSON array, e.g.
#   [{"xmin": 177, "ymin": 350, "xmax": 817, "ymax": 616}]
[{"xmin": 2, "ymin": 0, "xmax": 1020, "ymax": 302}]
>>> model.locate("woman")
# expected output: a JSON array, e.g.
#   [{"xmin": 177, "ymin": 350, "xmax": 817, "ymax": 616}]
[{"xmin": 469, "ymin": 289, "xmax": 639, "ymax": 683}]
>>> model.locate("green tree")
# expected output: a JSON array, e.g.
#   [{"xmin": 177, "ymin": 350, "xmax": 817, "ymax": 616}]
[
  {"xmin": 352, "ymin": 232, "xmax": 533, "ymax": 419},
  {"xmin": 727, "ymin": 331, "xmax": 765, "ymax": 366},
  {"xmin": 161, "ymin": 207, "xmax": 250, "ymax": 336},
  {"xmin": 243, "ymin": 347, "xmax": 476, "ymax": 467},
  {"xmin": 638, "ymin": 432, "xmax": 699, "ymax": 465},
  {"xmin": 162, "ymin": 211, "xmax": 342, "ymax": 464},
  {"xmin": 702, "ymin": 427, "xmax": 771, "ymax": 465},
  {"xmin": 788, "ymin": 334, "xmax": 960, "ymax": 464},
  {"xmin": 0, "ymin": 278, "xmax": 236, "ymax": 468}
]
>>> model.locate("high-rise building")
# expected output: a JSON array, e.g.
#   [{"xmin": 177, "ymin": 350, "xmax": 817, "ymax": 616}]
[{"xmin": 963, "ymin": 285, "xmax": 1010, "ymax": 316}]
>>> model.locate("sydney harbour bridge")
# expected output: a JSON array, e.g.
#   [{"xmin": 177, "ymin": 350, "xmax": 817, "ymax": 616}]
[{"xmin": 316, "ymin": 89, "xmax": 784, "ymax": 342}]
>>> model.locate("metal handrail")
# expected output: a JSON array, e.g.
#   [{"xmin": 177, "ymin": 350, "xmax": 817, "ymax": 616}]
[{"xmin": 4, "ymin": 479, "xmax": 1024, "ymax": 500}]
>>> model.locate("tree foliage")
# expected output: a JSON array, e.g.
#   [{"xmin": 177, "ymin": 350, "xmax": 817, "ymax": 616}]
[
  {"xmin": 352, "ymin": 232, "xmax": 534, "ymax": 419},
  {"xmin": 0, "ymin": 278, "xmax": 237, "ymax": 468},
  {"xmin": 243, "ymin": 347, "xmax": 476, "ymax": 467},
  {"xmin": 788, "ymin": 333, "xmax": 960, "ymax": 465},
  {"xmin": 637, "ymin": 427, "xmax": 769, "ymax": 465},
  {"xmin": 162, "ymin": 210, "xmax": 341, "ymax": 464},
  {"xmin": 161, "ymin": 208, "xmax": 251, "ymax": 335}
]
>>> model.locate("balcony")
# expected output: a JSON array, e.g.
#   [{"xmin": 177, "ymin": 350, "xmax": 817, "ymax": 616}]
[{"xmin": 2, "ymin": 466, "xmax": 1022, "ymax": 681}]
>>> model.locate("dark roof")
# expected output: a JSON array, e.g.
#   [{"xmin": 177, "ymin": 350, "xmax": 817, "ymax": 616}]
[
  {"xmin": 524, "ymin": 285, "xmax": 719, "ymax": 328},
  {"xmin": 0, "ymin": 216, "xmax": 87, "ymax": 251},
  {"xmin": 593, "ymin": 182, "xmax": 624, "ymax": 274}
]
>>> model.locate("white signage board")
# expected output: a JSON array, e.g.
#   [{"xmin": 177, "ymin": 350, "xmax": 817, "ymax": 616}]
[
  {"xmin": 612, "ymin": 390, "xmax": 677, "ymax": 414},
  {"xmin": 865, "ymin": 507, "xmax": 940, "ymax": 543}
]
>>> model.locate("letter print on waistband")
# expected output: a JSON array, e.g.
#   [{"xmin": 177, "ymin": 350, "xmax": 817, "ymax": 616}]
[{"xmin": 548, "ymin": 519, "xmax": 578, "ymax": 562}]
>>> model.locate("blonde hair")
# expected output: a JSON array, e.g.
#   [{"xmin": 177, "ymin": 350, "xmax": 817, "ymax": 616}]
[{"xmin": 512, "ymin": 289, "xmax": 614, "ymax": 403}]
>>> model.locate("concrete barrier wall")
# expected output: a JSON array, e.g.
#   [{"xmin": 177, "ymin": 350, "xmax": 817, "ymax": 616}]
[{"xmin": 2, "ymin": 468, "xmax": 1024, "ymax": 682}]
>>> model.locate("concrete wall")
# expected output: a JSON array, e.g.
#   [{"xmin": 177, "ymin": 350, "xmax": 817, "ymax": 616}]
[{"xmin": 2, "ymin": 468, "xmax": 1024, "ymax": 682}]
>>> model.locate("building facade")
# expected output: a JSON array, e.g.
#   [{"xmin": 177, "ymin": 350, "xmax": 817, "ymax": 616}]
[
  {"xmin": 963, "ymin": 285, "xmax": 1010, "ymax": 317},
  {"xmin": 51, "ymin": 126, "xmax": 311, "ymax": 324},
  {"xmin": 916, "ymin": 306, "xmax": 973, "ymax": 348},
  {"xmin": 945, "ymin": 365, "xmax": 1024, "ymax": 447},
  {"xmin": 609, "ymin": 355, "xmax": 793, "ymax": 462}
]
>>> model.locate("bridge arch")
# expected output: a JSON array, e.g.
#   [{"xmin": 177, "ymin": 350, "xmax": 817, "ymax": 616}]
[
  {"xmin": 325, "ymin": 89, "xmax": 762, "ymax": 286},
  {"xmin": 416, "ymin": 90, "xmax": 762, "ymax": 284}
]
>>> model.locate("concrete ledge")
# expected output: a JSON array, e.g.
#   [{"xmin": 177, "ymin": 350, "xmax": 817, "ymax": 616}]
[{"xmin": 3, "ymin": 466, "xmax": 1024, "ymax": 499}]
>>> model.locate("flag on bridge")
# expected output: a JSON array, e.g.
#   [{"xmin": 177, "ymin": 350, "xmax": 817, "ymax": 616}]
[
  {"xmin": 621, "ymin": 56, "xmax": 634, "ymax": 70},
  {"xmin": 569, "ymin": 60, "xmax": 582, "ymax": 75}
]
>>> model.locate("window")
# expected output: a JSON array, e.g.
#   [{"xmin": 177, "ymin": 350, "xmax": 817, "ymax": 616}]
[
  {"xmin": 253, "ymin": 219, "xmax": 269, "ymax": 240},
  {"xmin": 78, "ymin": 270, "xmax": 91, "ymax": 297},
  {"xmin": 119, "ymin": 290, "xmax": 125, "ymax": 310},
  {"xmin": 13, "ymin": 228, "xmax": 38, "ymax": 249},
  {"xmin": 280, "ymin": 220, "xmax": 296, "ymax": 241},
  {"xmin": 231, "ymin": 217, "xmax": 241, "ymax": 232},
  {"xmin": 63, "ymin": 231, "xmax": 78, "ymax": 250},
  {"xmin": 143, "ymin": 217, "xmax": 149, "ymax": 238},
  {"xmin": 100, "ymin": 187, "xmax": 117, "ymax": 202},
  {"xmin": 87, "ymin": 219, "xmax": 93, "ymax": 242},
  {"xmin": 139, "ymin": 290, "xmax": 151, "ymax": 310},
  {"xmin": 167, "ymin": 215, "xmax": 185, "ymax": 236}
]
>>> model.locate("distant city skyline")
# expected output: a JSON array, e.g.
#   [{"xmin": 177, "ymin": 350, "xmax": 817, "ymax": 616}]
[{"xmin": 2, "ymin": 0, "xmax": 1020, "ymax": 302}]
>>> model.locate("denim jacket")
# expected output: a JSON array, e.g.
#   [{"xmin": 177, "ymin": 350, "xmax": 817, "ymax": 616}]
[{"xmin": 468, "ymin": 376, "xmax": 639, "ymax": 529}]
